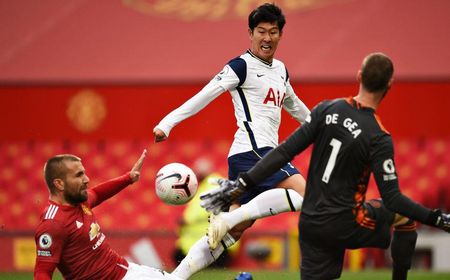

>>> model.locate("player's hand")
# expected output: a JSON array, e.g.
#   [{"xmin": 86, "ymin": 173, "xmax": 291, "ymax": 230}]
[
  {"xmin": 433, "ymin": 209, "xmax": 450, "ymax": 233},
  {"xmin": 130, "ymin": 149, "xmax": 147, "ymax": 183},
  {"xmin": 199, "ymin": 178, "xmax": 245, "ymax": 214},
  {"xmin": 153, "ymin": 128, "xmax": 167, "ymax": 143}
]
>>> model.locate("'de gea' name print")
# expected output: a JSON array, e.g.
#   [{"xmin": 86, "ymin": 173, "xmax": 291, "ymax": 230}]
[{"xmin": 325, "ymin": 113, "xmax": 362, "ymax": 139}]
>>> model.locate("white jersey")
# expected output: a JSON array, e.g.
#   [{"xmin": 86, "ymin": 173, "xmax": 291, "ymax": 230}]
[{"xmin": 155, "ymin": 50, "xmax": 310, "ymax": 157}]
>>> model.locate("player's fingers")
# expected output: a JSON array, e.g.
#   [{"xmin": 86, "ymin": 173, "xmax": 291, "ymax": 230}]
[
  {"xmin": 200, "ymin": 187, "xmax": 222, "ymax": 199},
  {"xmin": 199, "ymin": 193, "xmax": 210, "ymax": 200},
  {"xmin": 201, "ymin": 198, "xmax": 226, "ymax": 213},
  {"xmin": 200, "ymin": 189, "xmax": 216, "ymax": 197},
  {"xmin": 207, "ymin": 177, "xmax": 222, "ymax": 185},
  {"xmin": 200, "ymin": 198, "xmax": 219, "ymax": 210},
  {"xmin": 133, "ymin": 149, "xmax": 147, "ymax": 171},
  {"xmin": 199, "ymin": 200, "xmax": 208, "ymax": 208}
]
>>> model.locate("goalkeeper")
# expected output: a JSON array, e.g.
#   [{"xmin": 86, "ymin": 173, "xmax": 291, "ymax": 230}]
[{"xmin": 201, "ymin": 53, "xmax": 450, "ymax": 280}]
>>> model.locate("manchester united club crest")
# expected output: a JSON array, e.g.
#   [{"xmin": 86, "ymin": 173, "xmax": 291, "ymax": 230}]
[
  {"xmin": 66, "ymin": 89, "xmax": 107, "ymax": 133},
  {"xmin": 81, "ymin": 204, "xmax": 92, "ymax": 215},
  {"xmin": 89, "ymin": 223, "xmax": 101, "ymax": 241}
]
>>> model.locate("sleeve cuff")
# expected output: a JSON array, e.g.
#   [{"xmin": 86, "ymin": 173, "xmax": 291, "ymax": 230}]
[
  {"xmin": 424, "ymin": 209, "xmax": 440, "ymax": 227},
  {"xmin": 154, "ymin": 124, "xmax": 171, "ymax": 137}
]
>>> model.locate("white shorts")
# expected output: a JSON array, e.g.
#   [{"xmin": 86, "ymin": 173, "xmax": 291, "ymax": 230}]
[{"xmin": 122, "ymin": 262, "xmax": 180, "ymax": 280}]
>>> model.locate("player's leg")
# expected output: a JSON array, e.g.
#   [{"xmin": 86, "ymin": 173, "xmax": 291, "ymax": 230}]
[
  {"xmin": 351, "ymin": 199, "xmax": 417, "ymax": 280},
  {"xmin": 209, "ymin": 190, "xmax": 302, "ymax": 251},
  {"xmin": 299, "ymin": 211, "xmax": 351, "ymax": 279},
  {"xmin": 364, "ymin": 201, "xmax": 418, "ymax": 280},
  {"xmin": 208, "ymin": 151, "xmax": 305, "ymax": 249},
  {"xmin": 300, "ymin": 233, "xmax": 346, "ymax": 280},
  {"xmin": 390, "ymin": 216, "xmax": 417, "ymax": 280},
  {"xmin": 208, "ymin": 186, "xmax": 303, "ymax": 249},
  {"xmin": 170, "ymin": 234, "xmax": 236, "ymax": 280},
  {"xmin": 123, "ymin": 262, "xmax": 182, "ymax": 280},
  {"xmin": 276, "ymin": 172, "xmax": 306, "ymax": 196},
  {"xmin": 227, "ymin": 173, "xmax": 305, "ymax": 226}
]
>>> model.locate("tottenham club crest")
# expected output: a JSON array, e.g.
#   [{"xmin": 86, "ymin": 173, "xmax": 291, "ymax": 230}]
[{"xmin": 39, "ymin": 233, "xmax": 53, "ymax": 249}]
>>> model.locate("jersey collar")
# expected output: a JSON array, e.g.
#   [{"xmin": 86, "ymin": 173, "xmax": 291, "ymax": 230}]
[
  {"xmin": 346, "ymin": 96, "xmax": 375, "ymax": 112},
  {"xmin": 48, "ymin": 199, "xmax": 79, "ymax": 210},
  {"xmin": 246, "ymin": 49, "xmax": 273, "ymax": 67}
]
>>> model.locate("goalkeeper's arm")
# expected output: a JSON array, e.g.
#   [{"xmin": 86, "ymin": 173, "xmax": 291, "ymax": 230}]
[{"xmin": 241, "ymin": 124, "xmax": 312, "ymax": 188}]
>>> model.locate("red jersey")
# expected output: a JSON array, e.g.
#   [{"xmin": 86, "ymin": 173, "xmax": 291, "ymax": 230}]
[{"xmin": 35, "ymin": 174, "xmax": 132, "ymax": 280}]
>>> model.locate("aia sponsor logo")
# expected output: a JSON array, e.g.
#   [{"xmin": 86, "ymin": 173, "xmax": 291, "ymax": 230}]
[{"xmin": 263, "ymin": 88, "xmax": 285, "ymax": 107}]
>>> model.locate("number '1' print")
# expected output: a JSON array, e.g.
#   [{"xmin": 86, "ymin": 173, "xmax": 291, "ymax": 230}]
[{"xmin": 322, "ymin": 138, "xmax": 342, "ymax": 183}]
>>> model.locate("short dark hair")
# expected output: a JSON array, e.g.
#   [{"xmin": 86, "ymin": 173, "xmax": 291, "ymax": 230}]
[
  {"xmin": 248, "ymin": 3, "xmax": 286, "ymax": 32},
  {"xmin": 44, "ymin": 154, "xmax": 80, "ymax": 194},
  {"xmin": 361, "ymin": 53, "xmax": 394, "ymax": 93}
]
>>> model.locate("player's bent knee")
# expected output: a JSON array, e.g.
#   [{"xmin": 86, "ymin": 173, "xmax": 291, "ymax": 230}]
[
  {"xmin": 278, "ymin": 174, "xmax": 306, "ymax": 196},
  {"xmin": 229, "ymin": 220, "xmax": 254, "ymax": 241},
  {"xmin": 286, "ymin": 188, "xmax": 303, "ymax": 211},
  {"xmin": 392, "ymin": 214, "xmax": 409, "ymax": 227}
]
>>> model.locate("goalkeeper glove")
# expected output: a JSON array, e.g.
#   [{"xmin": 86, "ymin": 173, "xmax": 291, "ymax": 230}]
[
  {"xmin": 428, "ymin": 209, "xmax": 450, "ymax": 233},
  {"xmin": 200, "ymin": 173, "xmax": 253, "ymax": 214}
]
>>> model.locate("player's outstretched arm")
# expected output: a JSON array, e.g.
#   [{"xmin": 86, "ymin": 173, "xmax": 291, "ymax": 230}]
[
  {"xmin": 89, "ymin": 149, "xmax": 148, "ymax": 207},
  {"xmin": 153, "ymin": 78, "xmax": 227, "ymax": 143},
  {"xmin": 129, "ymin": 149, "xmax": 147, "ymax": 182}
]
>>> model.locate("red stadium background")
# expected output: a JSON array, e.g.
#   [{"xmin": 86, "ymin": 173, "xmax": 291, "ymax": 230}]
[{"xmin": 1, "ymin": 0, "xmax": 450, "ymax": 274}]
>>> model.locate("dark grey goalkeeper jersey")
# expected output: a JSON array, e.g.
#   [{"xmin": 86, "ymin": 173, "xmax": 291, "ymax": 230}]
[{"xmin": 246, "ymin": 97, "xmax": 433, "ymax": 225}]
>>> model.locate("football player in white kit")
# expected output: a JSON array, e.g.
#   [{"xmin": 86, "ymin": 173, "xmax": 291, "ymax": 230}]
[{"xmin": 153, "ymin": 3, "xmax": 309, "ymax": 279}]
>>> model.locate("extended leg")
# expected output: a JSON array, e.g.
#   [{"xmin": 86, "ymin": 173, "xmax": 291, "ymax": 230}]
[
  {"xmin": 391, "ymin": 219, "xmax": 417, "ymax": 280},
  {"xmin": 171, "ymin": 234, "xmax": 235, "ymax": 279},
  {"xmin": 208, "ymin": 188, "xmax": 303, "ymax": 249}
]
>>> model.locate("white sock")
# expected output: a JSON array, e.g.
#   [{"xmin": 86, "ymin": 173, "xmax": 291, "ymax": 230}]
[
  {"xmin": 221, "ymin": 188, "xmax": 303, "ymax": 229},
  {"xmin": 171, "ymin": 234, "xmax": 235, "ymax": 279}
]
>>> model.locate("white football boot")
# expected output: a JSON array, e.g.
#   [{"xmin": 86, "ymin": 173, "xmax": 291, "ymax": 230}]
[{"xmin": 207, "ymin": 213, "xmax": 230, "ymax": 250}]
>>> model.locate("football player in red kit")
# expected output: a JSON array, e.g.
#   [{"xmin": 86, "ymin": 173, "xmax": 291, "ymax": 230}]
[{"xmin": 34, "ymin": 150, "xmax": 181, "ymax": 280}]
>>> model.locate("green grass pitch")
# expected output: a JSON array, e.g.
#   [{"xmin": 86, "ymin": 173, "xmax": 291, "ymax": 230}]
[{"xmin": 2, "ymin": 269, "xmax": 450, "ymax": 279}]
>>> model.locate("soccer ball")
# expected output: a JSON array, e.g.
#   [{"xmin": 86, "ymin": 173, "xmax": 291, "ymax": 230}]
[{"xmin": 155, "ymin": 163, "xmax": 198, "ymax": 205}]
